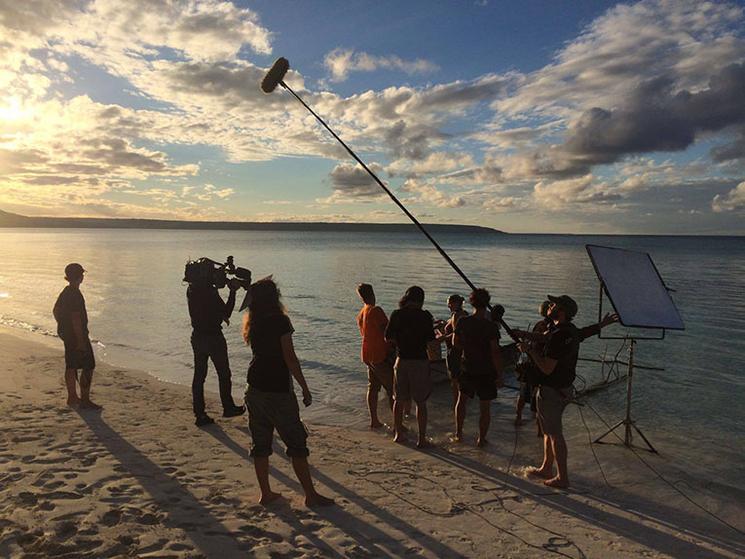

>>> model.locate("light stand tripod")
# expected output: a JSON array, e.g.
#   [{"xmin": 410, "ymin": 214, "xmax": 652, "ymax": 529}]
[{"xmin": 593, "ymin": 336, "xmax": 658, "ymax": 452}]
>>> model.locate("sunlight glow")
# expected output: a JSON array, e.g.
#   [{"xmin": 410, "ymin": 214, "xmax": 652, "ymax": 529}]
[{"xmin": 0, "ymin": 97, "xmax": 29, "ymax": 121}]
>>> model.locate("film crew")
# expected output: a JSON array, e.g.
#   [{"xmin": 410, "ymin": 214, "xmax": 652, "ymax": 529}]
[
  {"xmin": 453, "ymin": 289, "xmax": 503, "ymax": 447},
  {"xmin": 384, "ymin": 286, "xmax": 436, "ymax": 448},
  {"xmin": 242, "ymin": 278, "xmax": 334, "ymax": 507},
  {"xmin": 518, "ymin": 295, "xmax": 617, "ymax": 488},
  {"xmin": 53, "ymin": 263, "xmax": 101, "ymax": 410},
  {"xmin": 356, "ymin": 283, "xmax": 395, "ymax": 429},
  {"xmin": 435, "ymin": 294, "xmax": 469, "ymax": 407},
  {"xmin": 186, "ymin": 261, "xmax": 246, "ymax": 427}
]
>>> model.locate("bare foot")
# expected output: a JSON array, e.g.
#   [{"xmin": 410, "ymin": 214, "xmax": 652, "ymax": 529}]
[
  {"xmin": 449, "ymin": 433, "xmax": 463, "ymax": 443},
  {"xmin": 80, "ymin": 400, "xmax": 103, "ymax": 410},
  {"xmin": 259, "ymin": 491, "xmax": 283, "ymax": 505},
  {"xmin": 527, "ymin": 466, "xmax": 554, "ymax": 479},
  {"xmin": 544, "ymin": 477, "xmax": 569, "ymax": 489},
  {"xmin": 393, "ymin": 431, "xmax": 406, "ymax": 444},
  {"xmin": 67, "ymin": 397, "xmax": 80, "ymax": 408},
  {"xmin": 476, "ymin": 437, "xmax": 489, "ymax": 448},
  {"xmin": 305, "ymin": 493, "xmax": 335, "ymax": 507},
  {"xmin": 370, "ymin": 420, "xmax": 384, "ymax": 429},
  {"xmin": 416, "ymin": 438, "xmax": 432, "ymax": 449}
]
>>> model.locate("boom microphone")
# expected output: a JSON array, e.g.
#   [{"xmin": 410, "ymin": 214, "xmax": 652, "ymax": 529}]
[
  {"xmin": 259, "ymin": 57, "xmax": 519, "ymax": 342},
  {"xmin": 261, "ymin": 57, "xmax": 289, "ymax": 93}
]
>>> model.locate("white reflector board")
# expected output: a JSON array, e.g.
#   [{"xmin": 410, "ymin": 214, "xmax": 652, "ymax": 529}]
[{"xmin": 586, "ymin": 245, "xmax": 684, "ymax": 330}]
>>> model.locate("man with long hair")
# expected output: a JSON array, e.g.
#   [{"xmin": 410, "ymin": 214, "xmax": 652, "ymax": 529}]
[{"xmin": 242, "ymin": 279, "xmax": 334, "ymax": 507}]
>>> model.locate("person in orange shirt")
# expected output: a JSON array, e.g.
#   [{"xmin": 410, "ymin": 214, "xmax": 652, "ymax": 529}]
[{"xmin": 356, "ymin": 283, "xmax": 394, "ymax": 429}]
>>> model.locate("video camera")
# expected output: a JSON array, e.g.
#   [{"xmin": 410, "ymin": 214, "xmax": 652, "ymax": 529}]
[{"xmin": 183, "ymin": 256, "xmax": 251, "ymax": 289}]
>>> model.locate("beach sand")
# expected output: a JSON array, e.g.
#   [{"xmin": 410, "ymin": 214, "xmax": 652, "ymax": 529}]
[{"xmin": 1, "ymin": 327, "xmax": 743, "ymax": 558}]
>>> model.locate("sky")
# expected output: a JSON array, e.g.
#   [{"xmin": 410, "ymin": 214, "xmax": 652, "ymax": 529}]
[{"xmin": 1, "ymin": 0, "xmax": 744, "ymax": 234}]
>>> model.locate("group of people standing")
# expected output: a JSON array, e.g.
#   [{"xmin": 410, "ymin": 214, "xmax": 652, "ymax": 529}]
[
  {"xmin": 357, "ymin": 283, "xmax": 618, "ymax": 488},
  {"xmin": 54, "ymin": 261, "xmax": 615, "ymax": 507},
  {"xmin": 356, "ymin": 283, "xmax": 507, "ymax": 449}
]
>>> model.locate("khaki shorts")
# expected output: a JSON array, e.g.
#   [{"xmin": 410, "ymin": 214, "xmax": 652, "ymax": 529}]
[
  {"xmin": 394, "ymin": 358, "xmax": 431, "ymax": 403},
  {"xmin": 367, "ymin": 360, "xmax": 394, "ymax": 394},
  {"xmin": 245, "ymin": 387, "xmax": 309, "ymax": 458},
  {"xmin": 536, "ymin": 385, "xmax": 573, "ymax": 437}
]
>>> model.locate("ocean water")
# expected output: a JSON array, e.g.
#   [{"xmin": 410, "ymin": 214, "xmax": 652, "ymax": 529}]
[{"xmin": 1, "ymin": 228, "xmax": 744, "ymax": 492}]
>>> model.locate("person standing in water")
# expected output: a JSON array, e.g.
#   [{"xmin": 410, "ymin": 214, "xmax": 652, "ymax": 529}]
[
  {"xmin": 453, "ymin": 288, "xmax": 503, "ymax": 446},
  {"xmin": 436, "ymin": 294, "xmax": 469, "ymax": 407},
  {"xmin": 356, "ymin": 283, "xmax": 395, "ymax": 429},
  {"xmin": 384, "ymin": 286, "xmax": 435, "ymax": 448},
  {"xmin": 53, "ymin": 263, "xmax": 101, "ymax": 410},
  {"xmin": 243, "ymin": 278, "xmax": 334, "ymax": 507}
]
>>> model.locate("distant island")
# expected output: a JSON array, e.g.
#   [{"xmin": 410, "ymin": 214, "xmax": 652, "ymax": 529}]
[{"xmin": 0, "ymin": 209, "xmax": 504, "ymax": 235}]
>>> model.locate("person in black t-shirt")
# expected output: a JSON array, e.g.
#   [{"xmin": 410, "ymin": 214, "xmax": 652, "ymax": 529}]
[
  {"xmin": 517, "ymin": 295, "xmax": 617, "ymax": 489},
  {"xmin": 53, "ymin": 263, "xmax": 101, "ymax": 410},
  {"xmin": 242, "ymin": 278, "xmax": 334, "ymax": 507},
  {"xmin": 453, "ymin": 288, "xmax": 503, "ymax": 447},
  {"xmin": 187, "ymin": 277, "xmax": 245, "ymax": 427},
  {"xmin": 384, "ymin": 285, "xmax": 435, "ymax": 448}
]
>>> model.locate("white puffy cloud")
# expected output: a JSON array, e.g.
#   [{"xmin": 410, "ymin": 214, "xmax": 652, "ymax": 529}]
[
  {"xmin": 712, "ymin": 181, "xmax": 745, "ymax": 212},
  {"xmin": 324, "ymin": 48, "xmax": 439, "ymax": 82}
]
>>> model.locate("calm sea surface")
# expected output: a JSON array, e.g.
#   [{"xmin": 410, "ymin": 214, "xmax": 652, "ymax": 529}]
[{"xmin": 1, "ymin": 229, "xmax": 743, "ymax": 490}]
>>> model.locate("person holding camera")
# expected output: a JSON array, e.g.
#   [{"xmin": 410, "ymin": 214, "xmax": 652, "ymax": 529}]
[
  {"xmin": 187, "ymin": 269, "xmax": 245, "ymax": 427},
  {"xmin": 242, "ymin": 278, "xmax": 334, "ymax": 507},
  {"xmin": 53, "ymin": 263, "xmax": 101, "ymax": 410}
]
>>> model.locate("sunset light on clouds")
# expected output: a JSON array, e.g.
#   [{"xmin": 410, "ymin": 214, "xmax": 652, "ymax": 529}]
[{"xmin": 1, "ymin": 0, "xmax": 744, "ymax": 233}]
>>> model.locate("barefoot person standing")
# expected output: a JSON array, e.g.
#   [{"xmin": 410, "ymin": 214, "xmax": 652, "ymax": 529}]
[
  {"xmin": 453, "ymin": 289, "xmax": 503, "ymax": 446},
  {"xmin": 243, "ymin": 278, "xmax": 334, "ymax": 507},
  {"xmin": 356, "ymin": 283, "xmax": 394, "ymax": 429},
  {"xmin": 53, "ymin": 263, "xmax": 101, "ymax": 410},
  {"xmin": 384, "ymin": 286, "xmax": 435, "ymax": 448},
  {"xmin": 518, "ymin": 295, "xmax": 617, "ymax": 488}
]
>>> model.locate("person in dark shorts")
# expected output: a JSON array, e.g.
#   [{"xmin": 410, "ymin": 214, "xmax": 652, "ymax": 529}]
[
  {"xmin": 518, "ymin": 295, "xmax": 617, "ymax": 488},
  {"xmin": 356, "ymin": 283, "xmax": 394, "ymax": 429},
  {"xmin": 453, "ymin": 288, "xmax": 503, "ymax": 447},
  {"xmin": 436, "ymin": 294, "xmax": 469, "ymax": 406},
  {"xmin": 186, "ymin": 267, "xmax": 245, "ymax": 427},
  {"xmin": 384, "ymin": 286, "xmax": 435, "ymax": 448},
  {"xmin": 242, "ymin": 278, "xmax": 334, "ymax": 507},
  {"xmin": 53, "ymin": 263, "xmax": 101, "ymax": 410}
]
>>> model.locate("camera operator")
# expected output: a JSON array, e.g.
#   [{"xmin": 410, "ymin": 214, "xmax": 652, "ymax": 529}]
[{"xmin": 187, "ymin": 272, "xmax": 246, "ymax": 427}]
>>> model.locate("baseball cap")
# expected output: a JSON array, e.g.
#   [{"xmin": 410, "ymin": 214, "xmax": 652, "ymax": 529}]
[
  {"xmin": 547, "ymin": 294, "xmax": 578, "ymax": 318},
  {"xmin": 64, "ymin": 263, "xmax": 86, "ymax": 280}
]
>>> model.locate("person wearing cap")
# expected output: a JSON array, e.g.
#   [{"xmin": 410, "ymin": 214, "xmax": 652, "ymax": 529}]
[
  {"xmin": 356, "ymin": 283, "xmax": 394, "ymax": 429},
  {"xmin": 453, "ymin": 289, "xmax": 503, "ymax": 446},
  {"xmin": 53, "ymin": 263, "xmax": 101, "ymax": 410},
  {"xmin": 517, "ymin": 295, "xmax": 617, "ymax": 488},
  {"xmin": 384, "ymin": 286, "xmax": 436, "ymax": 448},
  {"xmin": 435, "ymin": 294, "xmax": 469, "ymax": 406}
]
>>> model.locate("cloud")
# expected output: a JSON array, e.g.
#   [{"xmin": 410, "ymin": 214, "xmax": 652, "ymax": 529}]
[
  {"xmin": 324, "ymin": 48, "xmax": 439, "ymax": 82},
  {"xmin": 401, "ymin": 178, "xmax": 466, "ymax": 208},
  {"xmin": 712, "ymin": 181, "xmax": 745, "ymax": 212},
  {"xmin": 532, "ymin": 175, "xmax": 623, "ymax": 209}
]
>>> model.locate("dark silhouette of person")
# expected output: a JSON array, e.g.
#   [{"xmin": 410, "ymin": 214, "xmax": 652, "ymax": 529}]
[
  {"xmin": 186, "ymin": 263, "xmax": 245, "ymax": 426},
  {"xmin": 242, "ymin": 278, "xmax": 334, "ymax": 507},
  {"xmin": 53, "ymin": 263, "xmax": 101, "ymax": 410}
]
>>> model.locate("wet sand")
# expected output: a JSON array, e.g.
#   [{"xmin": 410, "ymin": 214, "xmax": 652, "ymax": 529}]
[{"xmin": 0, "ymin": 326, "xmax": 743, "ymax": 558}]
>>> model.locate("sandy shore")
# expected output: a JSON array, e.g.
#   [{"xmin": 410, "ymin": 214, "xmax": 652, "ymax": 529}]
[{"xmin": 0, "ymin": 327, "xmax": 743, "ymax": 558}]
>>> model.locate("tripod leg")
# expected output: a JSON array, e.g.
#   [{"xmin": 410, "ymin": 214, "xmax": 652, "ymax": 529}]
[
  {"xmin": 631, "ymin": 423, "xmax": 658, "ymax": 453},
  {"xmin": 593, "ymin": 419, "xmax": 624, "ymax": 444}
]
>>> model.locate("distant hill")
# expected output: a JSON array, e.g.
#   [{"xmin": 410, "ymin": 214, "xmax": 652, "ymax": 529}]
[{"xmin": 0, "ymin": 209, "xmax": 504, "ymax": 235}]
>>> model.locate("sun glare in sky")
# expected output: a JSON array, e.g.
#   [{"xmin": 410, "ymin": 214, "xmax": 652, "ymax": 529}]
[{"xmin": 0, "ymin": 0, "xmax": 743, "ymax": 233}]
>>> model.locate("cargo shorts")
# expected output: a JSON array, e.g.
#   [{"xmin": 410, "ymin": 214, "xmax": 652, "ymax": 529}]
[{"xmin": 245, "ymin": 387, "xmax": 309, "ymax": 458}]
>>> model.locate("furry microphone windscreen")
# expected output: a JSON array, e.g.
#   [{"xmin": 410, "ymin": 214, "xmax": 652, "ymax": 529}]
[{"xmin": 261, "ymin": 57, "xmax": 290, "ymax": 93}]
